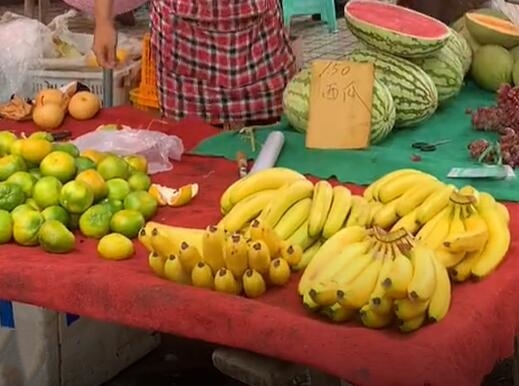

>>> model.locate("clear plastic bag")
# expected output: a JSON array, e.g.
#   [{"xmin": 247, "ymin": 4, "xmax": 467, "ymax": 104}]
[{"xmin": 73, "ymin": 127, "xmax": 184, "ymax": 174}]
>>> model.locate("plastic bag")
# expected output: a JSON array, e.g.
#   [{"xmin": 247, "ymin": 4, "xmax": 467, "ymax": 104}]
[
  {"xmin": 490, "ymin": 0, "xmax": 519, "ymax": 24},
  {"xmin": 72, "ymin": 128, "xmax": 184, "ymax": 174},
  {"xmin": 0, "ymin": 13, "xmax": 57, "ymax": 102}
]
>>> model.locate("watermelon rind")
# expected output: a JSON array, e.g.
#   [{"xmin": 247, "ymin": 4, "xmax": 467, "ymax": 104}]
[
  {"xmin": 282, "ymin": 69, "xmax": 396, "ymax": 144},
  {"xmin": 347, "ymin": 47, "xmax": 438, "ymax": 128},
  {"xmin": 411, "ymin": 45, "xmax": 464, "ymax": 103},
  {"xmin": 345, "ymin": 0, "xmax": 451, "ymax": 59}
]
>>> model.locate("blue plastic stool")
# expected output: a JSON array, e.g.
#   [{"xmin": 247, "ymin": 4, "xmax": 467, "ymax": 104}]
[{"xmin": 282, "ymin": 0, "xmax": 338, "ymax": 33}]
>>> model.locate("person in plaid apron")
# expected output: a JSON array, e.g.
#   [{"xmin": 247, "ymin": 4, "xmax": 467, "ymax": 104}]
[{"xmin": 93, "ymin": 0, "xmax": 295, "ymax": 125}]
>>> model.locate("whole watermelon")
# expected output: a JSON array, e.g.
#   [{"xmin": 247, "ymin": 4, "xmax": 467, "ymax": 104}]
[
  {"xmin": 282, "ymin": 69, "xmax": 396, "ymax": 144},
  {"xmin": 410, "ymin": 45, "xmax": 464, "ymax": 103},
  {"xmin": 347, "ymin": 47, "xmax": 438, "ymax": 127},
  {"xmin": 445, "ymin": 28, "xmax": 472, "ymax": 75}
]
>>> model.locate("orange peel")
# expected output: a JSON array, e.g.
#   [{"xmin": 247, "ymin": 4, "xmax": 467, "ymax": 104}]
[{"xmin": 148, "ymin": 183, "xmax": 199, "ymax": 207}]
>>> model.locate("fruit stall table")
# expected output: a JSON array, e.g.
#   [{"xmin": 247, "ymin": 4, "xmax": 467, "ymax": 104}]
[{"xmin": 1, "ymin": 106, "xmax": 519, "ymax": 386}]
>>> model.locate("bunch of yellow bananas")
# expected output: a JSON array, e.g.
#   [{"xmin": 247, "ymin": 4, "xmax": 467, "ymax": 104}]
[
  {"xmin": 219, "ymin": 167, "xmax": 372, "ymax": 270},
  {"xmin": 365, "ymin": 169, "xmax": 510, "ymax": 281},
  {"xmin": 298, "ymin": 227, "xmax": 451, "ymax": 333},
  {"xmin": 138, "ymin": 219, "xmax": 298, "ymax": 298}
]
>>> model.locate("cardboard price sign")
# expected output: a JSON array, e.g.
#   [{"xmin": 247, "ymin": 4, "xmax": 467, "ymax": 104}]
[{"xmin": 305, "ymin": 60, "xmax": 375, "ymax": 150}]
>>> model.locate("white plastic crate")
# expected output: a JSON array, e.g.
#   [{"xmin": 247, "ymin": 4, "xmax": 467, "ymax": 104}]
[
  {"xmin": 24, "ymin": 61, "xmax": 141, "ymax": 107},
  {"xmin": 0, "ymin": 300, "xmax": 160, "ymax": 386}
]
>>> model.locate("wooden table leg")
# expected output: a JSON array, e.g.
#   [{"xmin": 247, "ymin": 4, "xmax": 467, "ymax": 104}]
[
  {"xmin": 24, "ymin": 0, "xmax": 35, "ymax": 18},
  {"xmin": 38, "ymin": 0, "xmax": 50, "ymax": 24}
]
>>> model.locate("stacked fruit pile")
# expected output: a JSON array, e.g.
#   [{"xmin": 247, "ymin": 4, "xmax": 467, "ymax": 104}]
[
  {"xmin": 283, "ymin": 0, "xmax": 471, "ymax": 140},
  {"xmin": 299, "ymin": 227, "xmax": 450, "ymax": 332},
  {"xmin": 0, "ymin": 130, "xmax": 158, "ymax": 259},
  {"xmin": 452, "ymin": 9, "xmax": 519, "ymax": 91},
  {"xmin": 139, "ymin": 219, "xmax": 297, "ymax": 298},
  {"xmin": 366, "ymin": 169, "xmax": 510, "ymax": 281},
  {"xmin": 219, "ymin": 167, "xmax": 372, "ymax": 270},
  {"xmin": 298, "ymin": 167, "xmax": 510, "ymax": 332}
]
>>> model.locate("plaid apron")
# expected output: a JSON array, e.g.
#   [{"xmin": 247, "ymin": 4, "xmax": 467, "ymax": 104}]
[{"xmin": 150, "ymin": 0, "xmax": 295, "ymax": 124}]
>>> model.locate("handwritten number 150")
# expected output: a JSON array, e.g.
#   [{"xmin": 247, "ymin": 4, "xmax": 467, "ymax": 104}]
[{"xmin": 319, "ymin": 62, "xmax": 351, "ymax": 77}]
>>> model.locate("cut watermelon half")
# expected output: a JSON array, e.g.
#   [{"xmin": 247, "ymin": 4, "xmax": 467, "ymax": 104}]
[{"xmin": 345, "ymin": 0, "xmax": 451, "ymax": 58}]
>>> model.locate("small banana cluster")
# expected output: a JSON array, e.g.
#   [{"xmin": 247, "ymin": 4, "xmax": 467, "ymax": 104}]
[
  {"xmin": 299, "ymin": 227, "xmax": 451, "ymax": 333},
  {"xmin": 138, "ymin": 219, "xmax": 299, "ymax": 298},
  {"xmin": 219, "ymin": 167, "xmax": 371, "ymax": 270},
  {"xmin": 365, "ymin": 169, "xmax": 511, "ymax": 280}
]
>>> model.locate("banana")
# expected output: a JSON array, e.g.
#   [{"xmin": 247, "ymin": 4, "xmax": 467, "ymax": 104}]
[
  {"xmin": 396, "ymin": 180, "xmax": 442, "ymax": 217},
  {"xmin": 191, "ymin": 262, "xmax": 214, "ymax": 289},
  {"xmin": 242, "ymin": 269, "xmax": 267, "ymax": 298},
  {"xmin": 214, "ymin": 267, "xmax": 241, "ymax": 295},
  {"xmin": 394, "ymin": 298, "xmax": 429, "ymax": 321},
  {"xmin": 307, "ymin": 180, "xmax": 334, "ymax": 237},
  {"xmin": 302, "ymin": 290, "xmax": 320, "ymax": 312},
  {"xmin": 260, "ymin": 179, "xmax": 314, "ymax": 227},
  {"xmin": 138, "ymin": 226, "xmax": 153, "ymax": 252},
  {"xmin": 368, "ymin": 201, "xmax": 384, "ymax": 226},
  {"xmin": 407, "ymin": 243, "xmax": 437, "ymax": 301},
  {"xmin": 164, "ymin": 255, "xmax": 191, "ymax": 284},
  {"xmin": 247, "ymin": 240, "xmax": 271, "ymax": 275},
  {"xmin": 359, "ymin": 304, "xmax": 393, "ymax": 329},
  {"xmin": 273, "ymin": 197, "xmax": 312, "ymax": 240},
  {"xmin": 220, "ymin": 178, "xmax": 243, "ymax": 214},
  {"xmin": 398, "ymin": 313, "xmax": 426, "ymax": 333},
  {"xmin": 148, "ymin": 224, "xmax": 204, "ymax": 258},
  {"xmin": 228, "ymin": 167, "xmax": 306, "ymax": 205},
  {"xmin": 320, "ymin": 303, "xmax": 356, "ymax": 323},
  {"xmin": 269, "ymin": 258, "xmax": 291, "ymax": 286},
  {"xmin": 345, "ymin": 196, "xmax": 371, "ymax": 227},
  {"xmin": 201, "ymin": 225, "xmax": 226, "ymax": 273},
  {"xmin": 293, "ymin": 239, "xmax": 323, "ymax": 271},
  {"xmin": 148, "ymin": 251, "xmax": 167, "ymax": 278},
  {"xmin": 178, "ymin": 241, "xmax": 203, "ymax": 273},
  {"xmin": 415, "ymin": 206, "xmax": 451, "ymax": 249},
  {"xmin": 280, "ymin": 243, "xmax": 303, "ymax": 268},
  {"xmin": 381, "ymin": 246, "xmax": 413, "ymax": 298},
  {"xmin": 250, "ymin": 219, "xmax": 283, "ymax": 257},
  {"xmin": 309, "ymin": 250, "xmax": 374, "ymax": 307},
  {"xmin": 427, "ymin": 256, "xmax": 451, "ymax": 322},
  {"xmin": 337, "ymin": 255, "xmax": 383, "ymax": 309},
  {"xmin": 391, "ymin": 209, "xmax": 420, "ymax": 234},
  {"xmin": 286, "ymin": 219, "xmax": 318, "ymax": 250},
  {"xmin": 450, "ymin": 249, "xmax": 480, "ymax": 282},
  {"xmin": 218, "ymin": 189, "xmax": 277, "ymax": 233},
  {"xmin": 377, "ymin": 173, "xmax": 435, "ymax": 204},
  {"xmin": 369, "ymin": 251, "xmax": 394, "ymax": 315},
  {"xmin": 495, "ymin": 202, "xmax": 510, "ymax": 225},
  {"xmin": 443, "ymin": 205, "xmax": 488, "ymax": 253},
  {"xmin": 433, "ymin": 204, "xmax": 466, "ymax": 267},
  {"xmin": 299, "ymin": 226, "xmax": 368, "ymax": 294},
  {"xmin": 471, "ymin": 193, "xmax": 511, "ymax": 278},
  {"xmin": 415, "ymin": 184, "xmax": 455, "ymax": 224},
  {"xmin": 224, "ymin": 233, "xmax": 249, "ymax": 278},
  {"xmin": 372, "ymin": 199, "xmax": 399, "ymax": 229},
  {"xmin": 369, "ymin": 169, "xmax": 424, "ymax": 201},
  {"xmin": 322, "ymin": 186, "xmax": 353, "ymax": 238}
]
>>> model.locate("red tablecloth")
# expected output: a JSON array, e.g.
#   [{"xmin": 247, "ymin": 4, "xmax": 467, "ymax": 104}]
[{"xmin": 1, "ymin": 108, "xmax": 518, "ymax": 386}]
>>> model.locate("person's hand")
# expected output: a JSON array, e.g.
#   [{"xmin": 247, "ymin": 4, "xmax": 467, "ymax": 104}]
[{"xmin": 92, "ymin": 20, "xmax": 117, "ymax": 68}]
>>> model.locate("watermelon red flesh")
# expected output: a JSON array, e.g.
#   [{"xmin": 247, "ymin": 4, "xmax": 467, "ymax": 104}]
[{"xmin": 346, "ymin": 1, "xmax": 449, "ymax": 40}]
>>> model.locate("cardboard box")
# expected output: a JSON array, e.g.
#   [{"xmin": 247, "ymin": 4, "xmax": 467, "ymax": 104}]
[{"xmin": 0, "ymin": 301, "xmax": 160, "ymax": 386}]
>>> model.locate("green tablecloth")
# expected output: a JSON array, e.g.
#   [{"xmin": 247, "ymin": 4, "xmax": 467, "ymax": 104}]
[{"xmin": 193, "ymin": 82, "xmax": 519, "ymax": 202}]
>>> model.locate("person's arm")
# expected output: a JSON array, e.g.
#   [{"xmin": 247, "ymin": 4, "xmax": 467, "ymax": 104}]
[
  {"xmin": 94, "ymin": 0, "xmax": 114, "ymax": 23},
  {"xmin": 92, "ymin": 0, "xmax": 117, "ymax": 68}
]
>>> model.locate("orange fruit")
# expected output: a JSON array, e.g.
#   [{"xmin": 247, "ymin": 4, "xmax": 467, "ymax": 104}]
[
  {"xmin": 124, "ymin": 155, "xmax": 148, "ymax": 173},
  {"xmin": 109, "ymin": 209, "xmax": 145, "ymax": 239},
  {"xmin": 76, "ymin": 169, "xmax": 108, "ymax": 201},
  {"xmin": 123, "ymin": 191, "xmax": 158, "ymax": 220},
  {"xmin": 32, "ymin": 176, "xmax": 62, "ymax": 209},
  {"xmin": 0, "ymin": 154, "xmax": 26, "ymax": 181},
  {"xmin": 40, "ymin": 151, "xmax": 76, "ymax": 183},
  {"xmin": 6, "ymin": 171, "xmax": 36, "ymax": 197},
  {"xmin": 20, "ymin": 138, "xmax": 53, "ymax": 164},
  {"xmin": 96, "ymin": 155, "xmax": 130, "ymax": 180},
  {"xmin": 80, "ymin": 149, "xmax": 106, "ymax": 165},
  {"xmin": 127, "ymin": 172, "xmax": 151, "ymax": 191},
  {"xmin": 97, "ymin": 233, "xmax": 134, "ymax": 260},
  {"xmin": 106, "ymin": 178, "xmax": 130, "ymax": 201},
  {"xmin": 59, "ymin": 180, "xmax": 94, "ymax": 214},
  {"xmin": 0, "ymin": 131, "xmax": 17, "ymax": 156}
]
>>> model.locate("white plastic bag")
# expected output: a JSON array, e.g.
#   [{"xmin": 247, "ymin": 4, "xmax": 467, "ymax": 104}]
[
  {"xmin": 490, "ymin": 0, "xmax": 519, "ymax": 24},
  {"xmin": 72, "ymin": 128, "xmax": 184, "ymax": 174},
  {"xmin": 0, "ymin": 13, "xmax": 57, "ymax": 102}
]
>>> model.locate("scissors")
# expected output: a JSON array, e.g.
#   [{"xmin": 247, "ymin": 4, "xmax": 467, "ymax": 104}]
[{"xmin": 411, "ymin": 139, "xmax": 451, "ymax": 152}]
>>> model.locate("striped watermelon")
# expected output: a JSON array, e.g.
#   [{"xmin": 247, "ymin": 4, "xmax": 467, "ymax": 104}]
[
  {"xmin": 347, "ymin": 47, "xmax": 438, "ymax": 128},
  {"xmin": 445, "ymin": 28, "xmax": 472, "ymax": 75},
  {"xmin": 410, "ymin": 45, "xmax": 464, "ymax": 103},
  {"xmin": 345, "ymin": 0, "xmax": 451, "ymax": 59},
  {"xmin": 282, "ymin": 69, "xmax": 396, "ymax": 144}
]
